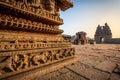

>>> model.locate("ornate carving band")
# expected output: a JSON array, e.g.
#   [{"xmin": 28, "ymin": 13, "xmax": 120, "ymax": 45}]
[
  {"xmin": 0, "ymin": 14, "xmax": 63, "ymax": 34},
  {"xmin": 0, "ymin": 1, "xmax": 63, "ymax": 25},
  {"xmin": 0, "ymin": 47, "xmax": 75, "ymax": 79},
  {"xmin": 0, "ymin": 43, "xmax": 71, "ymax": 52}
]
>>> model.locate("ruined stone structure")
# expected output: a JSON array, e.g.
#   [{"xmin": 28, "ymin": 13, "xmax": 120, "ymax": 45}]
[
  {"xmin": 95, "ymin": 23, "xmax": 120, "ymax": 44},
  {"xmin": 62, "ymin": 34, "xmax": 71, "ymax": 42},
  {"xmin": 71, "ymin": 32, "xmax": 88, "ymax": 45},
  {"xmin": 94, "ymin": 23, "xmax": 112, "ymax": 43},
  {"xmin": 0, "ymin": 0, "xmax": 75, "ymax": 79}
]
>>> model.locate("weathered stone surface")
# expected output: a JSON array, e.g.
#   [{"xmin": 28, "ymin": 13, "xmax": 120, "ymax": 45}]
[
  {"xmin": 58, "ymin": 67, "xmax": 70, "ymax": 74},
  {"xmin": 35, "ymin": 68, "xmax": 87, "ymax": 80},
  {"xmin": 109, "ymin": 57, "xmax": 120, "ymax": 63},
  {"xmin": 113, "ymin": 64, "xmax": 120, "ymax": 74},
  {"xmin": 94, "ymin": 60, "xmax": 116, "ymax": 73},
  {"xmin": 116, "ymin": 53, "xmax": 120, "ymax": 58},
  {"xmin": 33, "ymin": 71, "xmax": 60, "ymax": 80},
  {"xmin": 102, "ymin": 50, "xmax": 116, "ymax": 58},
  {"xmin": 109, "ymin": 73, "xmax": 120, "ymax": 80},
  {"xmin": 66, "ymin": 62, "xmax": 110, "ymax": 80},
  {"xmin": 57, "ymin": 71, "xmax": 87, "ymax": 80},
  {"xmin": 79, "ymin": 56, "xmax": 101, "ymax": 67}
]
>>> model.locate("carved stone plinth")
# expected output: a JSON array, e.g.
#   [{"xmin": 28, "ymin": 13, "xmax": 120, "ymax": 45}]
[{"xmin": 0, "ymin": 0, "xmax": 74, "ymax": 79}]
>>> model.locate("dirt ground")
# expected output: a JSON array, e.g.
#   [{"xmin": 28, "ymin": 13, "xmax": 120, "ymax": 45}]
[{"xmin": 32, "ymin": 44, "xmax": 120, "ymax": 80}]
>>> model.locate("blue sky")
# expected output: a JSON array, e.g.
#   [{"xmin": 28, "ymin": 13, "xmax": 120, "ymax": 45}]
[{"xmin": 60, "ymin": 0, "xmax": 120, "ymax": 38}]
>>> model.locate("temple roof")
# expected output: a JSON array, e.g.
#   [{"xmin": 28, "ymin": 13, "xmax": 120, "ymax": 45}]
[{"xmin": 57, "ymin": 0, "xmax": 73, "ymax": 11}]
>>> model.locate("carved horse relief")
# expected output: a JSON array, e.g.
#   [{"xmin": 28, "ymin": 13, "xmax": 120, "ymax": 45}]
[{"xmin": 0, "ymin": 54, "xmax": 28, "ymax": 74}]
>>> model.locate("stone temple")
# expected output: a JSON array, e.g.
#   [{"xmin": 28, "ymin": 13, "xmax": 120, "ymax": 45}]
[
  {"xmin": 62, "ymin": 31, "xmax": 88, "ymax": 45},
  {"xmin": 94, "ymin": 23, "xmax": 112, "ymax": 43},
  {"xmin": 95, "ymin": 23, "xmax": 120, "ymax": 44},
  {"xmin": 0, "ymin": 0, "xmax": 75, "ymax": 79},
  {"xmin": 71, "ymin": 32, "xmax": 88, "ymax": 45}
]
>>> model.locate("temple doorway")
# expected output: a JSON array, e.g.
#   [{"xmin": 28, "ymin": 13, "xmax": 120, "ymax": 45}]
[
  {"xmin": 81, "ymin": 40, "xmax": 84, "ymax": 45},
  {"xmin": 100, "ymin": 37, "xmax": 104, "ymax": 43}
]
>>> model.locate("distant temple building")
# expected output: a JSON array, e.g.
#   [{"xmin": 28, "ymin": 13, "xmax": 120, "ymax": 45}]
[
  {"xmin": 62, "ymin": 31, "xmax": 88, "ymax": 45},
  {"xmin": 94, "ymin": 23, "xmax": 112, "ymax": 43},
  {"xmin": 94, "ymin": 23, "xmax": 120, "ymax": 44},
  {"xmin": 62, "ymin": 34, "xmax": 72, "ymax": 42},
  {"xmin": 71, "ymin": 32, "xmax": 88, "ymax": 45}
]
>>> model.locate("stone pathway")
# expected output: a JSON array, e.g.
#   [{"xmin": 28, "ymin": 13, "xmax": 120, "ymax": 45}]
[{"xmin": 33, "ymin": 44, "xmax": 120, "ymax": 80}]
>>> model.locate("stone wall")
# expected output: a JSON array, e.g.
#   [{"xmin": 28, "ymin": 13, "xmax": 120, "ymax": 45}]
[{"xmin": 105, "ymin": 38, "xmax": 120, "ymax": 44}]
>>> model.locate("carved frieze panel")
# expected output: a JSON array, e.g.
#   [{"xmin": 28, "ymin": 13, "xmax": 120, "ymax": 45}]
[
  {"xmin": 0, "ymin": 47, "xmax": 75, "ymax": 79},
  {"xmin": 0, "ymin": 43, "xmax": 71, "ymax": 52},
  {"xmin": 0, "ymin": 14, "xmax": 63, "ymax": 34}
]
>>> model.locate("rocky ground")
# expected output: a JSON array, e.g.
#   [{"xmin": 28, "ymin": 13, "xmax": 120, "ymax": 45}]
[{"xmin": 33, "ymin": 44, "xmax": 120, "ymax": 80}]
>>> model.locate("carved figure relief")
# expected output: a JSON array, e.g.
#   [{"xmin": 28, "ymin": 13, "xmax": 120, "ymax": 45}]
[
  {"xmin": 0, "ymin": 54, "xmax": 29, "ymax": 74},
  {"xmin": 44, "ymin": 0, "xmax": 55, "ymax": 13},
  {"xmin": 28, "ymin": 0, "xmax": 43, "ymax": 10}
]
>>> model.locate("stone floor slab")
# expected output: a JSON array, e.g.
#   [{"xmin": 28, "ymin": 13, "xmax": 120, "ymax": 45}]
[
  {"xmin": 94, "ymin": 60, "xmax": 117, "ymax": 73},
  {"xmin": 109, "ymin": 73, "xmax": 120, "ymax": 80},
  {"xmin": 66, "ymin": 62, "xmax": 110, "ymax": 80}
]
